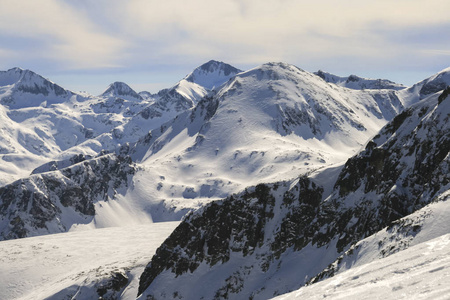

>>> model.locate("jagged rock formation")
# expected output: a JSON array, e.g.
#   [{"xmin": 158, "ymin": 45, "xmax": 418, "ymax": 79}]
[{"xmin": 315, "ymin": 70, "xmax": 406, "ymax": 90}]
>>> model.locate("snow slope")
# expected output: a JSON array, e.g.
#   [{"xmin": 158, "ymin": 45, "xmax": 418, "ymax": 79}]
[
  {"xmin": 0, "ymin": 221, "xmax": 179, "ymax": 300},
  {"xmin": 308, "ymin": 189, "xmax": 450, "ymax": 286},
  {"xmin": 273, "ymin": 232, "xmax": 450, "ymax": 300}
]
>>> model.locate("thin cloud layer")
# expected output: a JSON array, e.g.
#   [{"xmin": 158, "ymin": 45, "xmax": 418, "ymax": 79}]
[
  {"xmin": 0, "ymin": 0, "xmax": 126, "ymax": 70},
  {"xmin": 0, "ymin": 0, "xmax": 449, "ymax": 92}
]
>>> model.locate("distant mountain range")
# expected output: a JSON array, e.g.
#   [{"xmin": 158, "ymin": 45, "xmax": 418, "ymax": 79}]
[{"xmin": 0, "ymin": 60, "xmax": 448, "ymax": 300}]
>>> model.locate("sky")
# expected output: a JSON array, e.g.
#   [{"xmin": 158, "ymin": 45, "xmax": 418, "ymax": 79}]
[{"xmin": 0, "ymin": 0, "xmax": 449, "ymax": 95}]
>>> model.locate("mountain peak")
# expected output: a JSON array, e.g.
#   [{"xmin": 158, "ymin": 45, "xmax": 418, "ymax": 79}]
[
  {"xmin": 0, "ymin": 68, "xmax": 72, "ymax": 105},
  {"xmin": 0, "ymin": 67, "xmax": 39, "ymax": 86},
  {"xmin": 101, "ymin": 81, "xmax": 142, "ymax": 101},
  {"xmin": 184, "ymin": 60, "xmax": 242, "ymax": 90}
]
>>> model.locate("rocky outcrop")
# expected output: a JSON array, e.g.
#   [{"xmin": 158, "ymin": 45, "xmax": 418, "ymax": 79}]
[{"xmin": 0, "ymin": 154, "xmax": 135, "ymax": 240}]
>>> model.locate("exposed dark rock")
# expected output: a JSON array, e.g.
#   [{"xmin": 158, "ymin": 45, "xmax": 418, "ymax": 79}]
[{"xmin": 0, "ymin": 154, "xmax": 135, "ymax": 240}]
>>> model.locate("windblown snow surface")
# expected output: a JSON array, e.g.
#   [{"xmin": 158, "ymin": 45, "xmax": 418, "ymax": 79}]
[{"xmin": 0, "ymin": 222, "xmax": 179, "ymax": 300}]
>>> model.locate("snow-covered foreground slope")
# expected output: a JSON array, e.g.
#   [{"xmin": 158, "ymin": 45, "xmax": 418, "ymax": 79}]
[
  {"xmin": 273, "ymin": 232, "xmax": 450, "ymax": 300},
  {"xmin": 0, "ymin": 221, "xmax": 179, "ymax": 300},
  {"xmin": 307, "ymin": 189, "xmax": 450, "ymax": 286}
]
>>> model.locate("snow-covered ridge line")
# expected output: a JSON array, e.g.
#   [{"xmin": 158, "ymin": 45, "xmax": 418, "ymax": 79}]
[{"xmin": 314, "ymin": 69, "xmax": 406, "ymax": 90}]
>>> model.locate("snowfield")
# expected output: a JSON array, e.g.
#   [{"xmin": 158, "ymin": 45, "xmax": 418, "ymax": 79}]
[{"xmin": 0, "ymin": 222, "xmax": 179, "ymax": 300}]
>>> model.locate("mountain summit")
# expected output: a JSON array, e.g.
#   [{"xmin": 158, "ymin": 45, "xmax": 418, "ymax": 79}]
[
  {"xmin": 184, "ymin": 60, "xmax": 242, "ymax": 90},
  {"xmin": 101, "ymin": 81, "xmax": 143, "ymax": 101},
  {"xmin": 0, "ymin": 67, "xmax": 72, "ymax": 108}
]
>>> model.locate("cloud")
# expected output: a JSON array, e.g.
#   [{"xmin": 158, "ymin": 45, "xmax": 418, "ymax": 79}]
[
  {"xmin": 107, "ymin": 0, "xmax": 450, "ymax": 70},
  {"xmin": 0, "ymin": 0, "xmax": 126, "ymax": 70},
  {"xmin": 422, "ymin": 50, "xmax": 450, "ymax": 56}
]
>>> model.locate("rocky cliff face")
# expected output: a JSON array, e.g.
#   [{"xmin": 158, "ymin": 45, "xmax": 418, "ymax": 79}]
[
  {"xmin": 0, "ymin": 154, "xmax": 135, "ymax": 240},
  {"xmin": 137, "ymin": 89, "xmax": 449, "ymax": 299},
  {"xmin": 315, "ymin": 70, "xmax": 406, "ymax": 91}
]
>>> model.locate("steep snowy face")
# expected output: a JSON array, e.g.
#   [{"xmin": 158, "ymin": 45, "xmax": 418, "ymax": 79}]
[
  {"xmin": 315, "ymin": 70, "xmax": 406, "ymax": 91},
  {"xmin": 0, "ymin": 67, "xmax": 72, "ymax": 109},
  {"xmin": 101, "ymin": 81, "xmax": 143, "ymax": 101},
  {"xmin": 155, "ymin": 79, "xmax": 207, "ymax": 112},
  {"xmin": 185, "ymin": 60, "xmax": 243, "ymax": 90},
  {"xmin": 400, "ymin": 66, "xmax": 450, "ymax": 106},
  {"xmin": 219, "ymin": 62, "xmax": 403, "ymax": 139},
  {"xmin": 137, "ymin": 90, "xmax": 449, "ymax": 299},
  {"xmin": 417, "ymin": 67, "xmax": 450, "ymax": 97}
]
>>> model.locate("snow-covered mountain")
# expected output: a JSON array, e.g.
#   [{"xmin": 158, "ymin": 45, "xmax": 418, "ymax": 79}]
[
  {"xmin": 121, "ymin": 62, "xmax": 405, "ymax": 221},
  {"xmin": 0, "ymin": 61, "xmax": 449, "ymax": 299},
  {"xmin": 0, "ymin": 61, "xmax": 438, "ymax": 236},
  {"xmin": 136, "ymin": 88, "xmax": 449, "ymax": 299},
  {"xmin": 150, "ymin": 60, "xmax": 242, "ymax": 114},
  {"xmin": 315, "ymin": 70, "xmax": 406, "ymax": 91}
]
